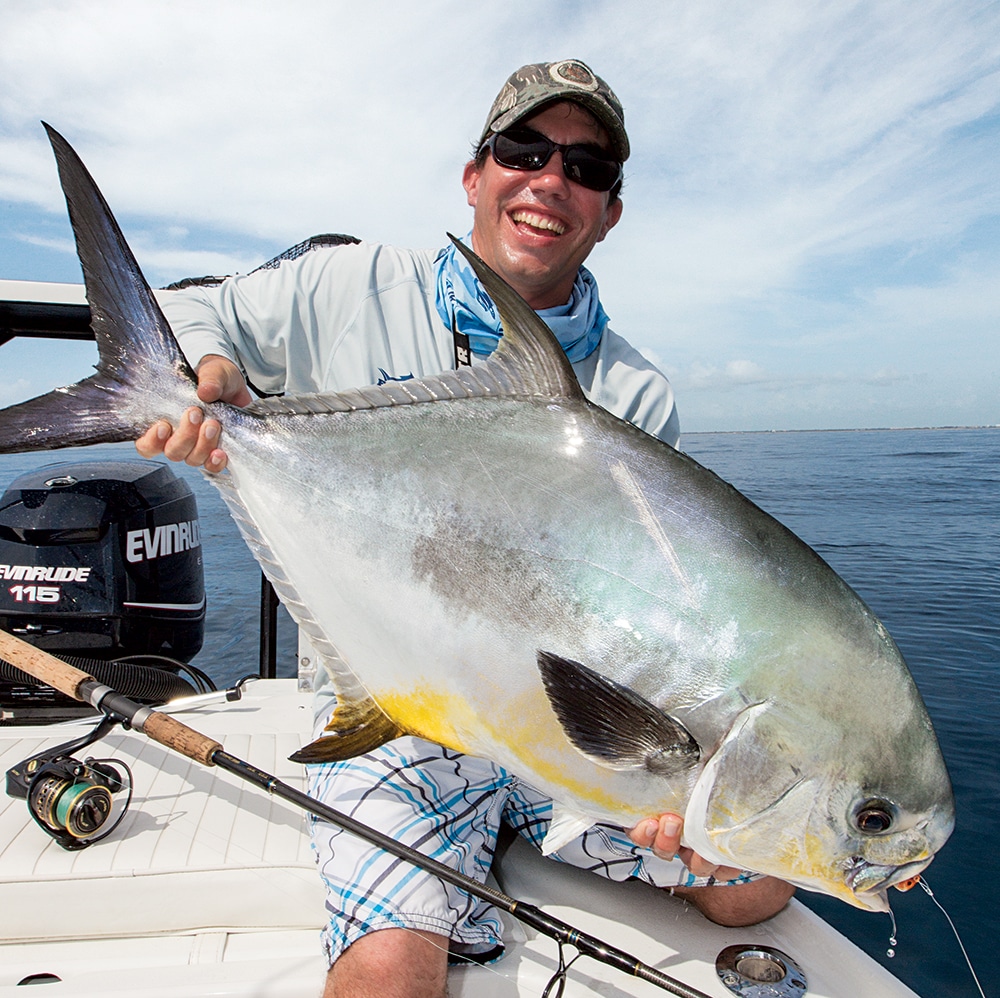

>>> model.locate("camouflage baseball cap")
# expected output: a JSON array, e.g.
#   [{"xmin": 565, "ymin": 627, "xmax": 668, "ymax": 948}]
[{"xmin": 479, "ymin": 59, "xmax": 629, "ymax": 162}]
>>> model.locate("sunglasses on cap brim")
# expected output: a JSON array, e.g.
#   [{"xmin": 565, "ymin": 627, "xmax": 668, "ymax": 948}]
[{"xmin": 483, "ymin": 127, "xmax": 623, "ymax": 193}]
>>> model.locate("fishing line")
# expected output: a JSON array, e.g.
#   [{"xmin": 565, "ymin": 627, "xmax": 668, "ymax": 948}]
[
  {"xmin": 390, "ymin": 926, "xmax": 519, "ymax": 991},
  {"xmin": 394, "ymin": 906, "xmax": 593, "ymax": 997},
  {"xmin": 213, "ymin": 747, "xmax": 711, "ymax": 997},
  {"xmin": 916, "ymin": 878, "xmax": 985, "ymax": 998}
]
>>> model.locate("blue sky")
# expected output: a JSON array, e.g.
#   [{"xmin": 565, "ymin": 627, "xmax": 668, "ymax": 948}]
[{"xmin": 1, "ymin": 0, "xmax": 998, "ymax": 432}]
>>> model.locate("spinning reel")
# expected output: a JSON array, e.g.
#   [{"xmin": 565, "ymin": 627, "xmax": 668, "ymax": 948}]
[{"xmin": 5, "ymin": 716, "xmax": 133, "ymax": 850}]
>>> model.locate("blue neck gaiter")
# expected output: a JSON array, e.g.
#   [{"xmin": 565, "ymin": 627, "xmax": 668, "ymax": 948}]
[{"xmin": 434, "ymin": 234, "xmax": 609, "ymax": 362}]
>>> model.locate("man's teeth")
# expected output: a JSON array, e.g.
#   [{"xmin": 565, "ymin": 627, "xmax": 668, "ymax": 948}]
[{"xmin": 512, "ymin": 211, "xmax": 565, "ymax": 235}]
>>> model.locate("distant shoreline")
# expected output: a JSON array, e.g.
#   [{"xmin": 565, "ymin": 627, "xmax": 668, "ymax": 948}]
[{"xmin": 685, "ymin": 424, "xmax": 998, "ymax": 436}]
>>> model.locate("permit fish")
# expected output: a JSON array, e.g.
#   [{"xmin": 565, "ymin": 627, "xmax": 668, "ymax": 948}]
[{"xmin": 0, "ymin": 125, "xmax": 954, "ymax": 911}]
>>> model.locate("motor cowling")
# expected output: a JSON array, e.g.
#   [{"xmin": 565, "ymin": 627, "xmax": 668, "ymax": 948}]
[{"xmin": 0, "ymin": 459, "xmax": 205, "ymax": 721}]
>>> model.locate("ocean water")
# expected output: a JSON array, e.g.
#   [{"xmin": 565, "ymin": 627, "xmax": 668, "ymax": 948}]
[{"xmin": 0, "ymin": 427, "xmax": 995, "ymax": 997}]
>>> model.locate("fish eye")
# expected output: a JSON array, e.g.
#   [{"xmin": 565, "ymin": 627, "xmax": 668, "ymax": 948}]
[{"xmin": 855, "ymin": 799, "xmax": 894, "ymax": 834}]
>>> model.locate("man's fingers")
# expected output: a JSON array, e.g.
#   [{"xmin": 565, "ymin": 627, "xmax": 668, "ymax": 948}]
[
  {"xmin": 204, "ymin": 448, "xmax": 228, "ymax": 473},
  {"xmin": 677, "ymin": 847, "xmax": 743, "ymax": 880},
  {"xmin": 626, "ymin": 812, "xmax": 745, "ymax": 880},
  {"xmin": 162, "ymin": 407, "xmax": 202, "ymax": 462},
  {"xmin": 194, "ymin": 356, "xmax": 232, "ymax": 404},
  {"xmin": 196, "ymin": 355, "xmax": 252, "ymax": 407},
  {"xmin": 184, "ymin": 415, "xmax": 224, "ymax": 468},
  {"xmin": 652, "ymin": 814, "xmax": 683, "ymax": 859},
  {"xmin": 136, "ymin": 420, "xmax": 171, "ymax": 458},
  {"xmin": 154, "ymin": 407, "xmax": 227, "ymax": 472},
  {"xmin": 136, "ymin": 355, "xmax": 244, "ymax": 470},
  {"xmin": 627, "ymin": 813, "xmax": 683, "ymax": 860},
  {"xmin": 629, "ymin": 818, "xmax": 659, "ymax": 849},
  {"xmin": 677, "ymin": 847, "xmax": 718, "ymax": 877}
]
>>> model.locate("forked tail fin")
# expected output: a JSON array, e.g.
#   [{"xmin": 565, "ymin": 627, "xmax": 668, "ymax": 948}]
[{"xmin": 0, "ymin": 124, "xmax": 198, "ymax": 455}]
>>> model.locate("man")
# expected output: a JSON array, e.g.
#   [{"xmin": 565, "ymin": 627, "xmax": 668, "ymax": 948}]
[{"xmin": 139, "ymin": 60, "xmax": 793, "ymax": 998}]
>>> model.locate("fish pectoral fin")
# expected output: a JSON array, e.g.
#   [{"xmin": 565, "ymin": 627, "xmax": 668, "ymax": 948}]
[
  {"xmin": 288, "ymin": 697, "xmax": 404, "ymax": 764},
  {"xmin": 537, "ymin": 650, "xmax": 700, "ymax": 775},
  {"xmin": 541, "ymin": 804, "xmax": 596, "ymax": 856}
]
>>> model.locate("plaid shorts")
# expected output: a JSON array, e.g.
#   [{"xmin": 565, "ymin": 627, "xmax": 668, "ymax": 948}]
[{"xmin": 306, "ymin": 735, "xmax": 756, "ymax": 965}]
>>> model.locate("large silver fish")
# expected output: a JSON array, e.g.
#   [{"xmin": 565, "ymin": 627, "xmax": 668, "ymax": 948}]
[{"xmin": 0, "ymin": 126, "xmax": 953, "ymax": 911}]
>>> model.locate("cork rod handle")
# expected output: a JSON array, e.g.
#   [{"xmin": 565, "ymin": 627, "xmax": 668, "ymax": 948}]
[
  {"xmin": 0, "ymin": 627, "xmax": 95, "ymax": 698},
  {"xmin": 0, "ymin": 627, "xmax": 222, "ymax": 767}
]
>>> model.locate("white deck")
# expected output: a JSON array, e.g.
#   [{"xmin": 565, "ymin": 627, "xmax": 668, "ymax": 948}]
[{"xmin": 0, "ymin": 680, "xmax": 918, "ymax": 997}]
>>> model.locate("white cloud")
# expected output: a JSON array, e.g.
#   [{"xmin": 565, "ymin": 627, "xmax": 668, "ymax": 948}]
[
  {"xmin": 0, "ymin": 338, "xmax": 98, "ymax": 409},
  {"xmin": 134, "ymin": 246, "xmax": 264, "ymax": 284},
  {"xmin": 685, "ymin": 360, "xmax": 773, "ymax": 390},
  {"xmin": 13, "ymin": 233, "xmax": 75, "ymax": 256},
  {"xmin": 864, "ymin": 254, "xmax": 1000, "ymax": 332}
]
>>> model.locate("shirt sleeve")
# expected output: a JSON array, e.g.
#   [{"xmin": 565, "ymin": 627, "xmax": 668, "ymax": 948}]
[
  {"xmin": 572, "ymin": 327, "xmax": 681, "ymax": 449},
  {"xmin": 159, "ymin": 242, "xmax": 439, "ymax": 396}
]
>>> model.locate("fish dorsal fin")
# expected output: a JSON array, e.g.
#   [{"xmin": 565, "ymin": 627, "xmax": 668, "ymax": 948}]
[
  {"xmin": 448, "ymin": 234, "xmax": 585, "ymax": 401},
  {"xmin": 538, "ymin": 650, "xmax": 701, "ymax": 775},
  {"xmin": 43, "ymin": 123, "xmax": 194, "ymax": 391},
  {"xmin": 243, "ymin": 235, "xmax": 585, "ymax": 421}
]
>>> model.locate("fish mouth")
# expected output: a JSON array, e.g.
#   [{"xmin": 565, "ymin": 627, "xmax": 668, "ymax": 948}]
[{"xmin": 846, "ymin": 856, "xmax": 930, "ymax": 896}]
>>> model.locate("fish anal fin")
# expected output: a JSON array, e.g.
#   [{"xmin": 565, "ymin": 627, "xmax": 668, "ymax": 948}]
[
  {"xmin": 537, "ymin": 650, "xmax": 700, "ymax": 775},
  {"xmin": 289, "ymin": 697, "xmax": 404, "ymax": 764}
]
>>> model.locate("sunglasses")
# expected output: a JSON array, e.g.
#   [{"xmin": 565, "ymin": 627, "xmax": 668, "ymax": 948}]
[{"xmin": 484, "ymin": 127, "xmax": 623, "ymax": 193}]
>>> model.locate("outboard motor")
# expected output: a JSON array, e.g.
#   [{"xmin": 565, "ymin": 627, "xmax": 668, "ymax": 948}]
[{"xmin": 0, "ymin": 460, "xmax": 206, "ymax": 723}]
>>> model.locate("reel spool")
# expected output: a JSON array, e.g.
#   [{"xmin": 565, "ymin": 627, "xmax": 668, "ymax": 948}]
[
  {"xmin": 25, "ymin": 756, "xmax": 131, "ymax": 848},
  {"xmin": 5, "ymin": 717, "xmax": 133, "ymax": 850}
]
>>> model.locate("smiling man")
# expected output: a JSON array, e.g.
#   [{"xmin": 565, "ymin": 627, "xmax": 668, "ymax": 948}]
[
  {"xmin": 463, "ymin": 101, "xmax": 622, "ymax": 309},
  {"xmin": 139, "ymin": 60, "xmax": 792, "ymax": 998}
]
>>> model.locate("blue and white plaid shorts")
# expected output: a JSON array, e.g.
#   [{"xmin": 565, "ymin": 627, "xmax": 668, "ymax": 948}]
[{"xmin": 307, "ymin": 735, "xmax": 755, "ymax": 965}]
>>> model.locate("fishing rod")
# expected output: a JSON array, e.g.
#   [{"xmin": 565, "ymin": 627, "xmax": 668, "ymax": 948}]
[{"xmin": 0, "ymin": 628, "xmax": 712, "ymax": 998}]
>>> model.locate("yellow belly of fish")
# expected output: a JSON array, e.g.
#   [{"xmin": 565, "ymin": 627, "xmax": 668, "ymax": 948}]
[{"xmin": 376, "ymin": 686, "xmax": 633, "ymax": 816}]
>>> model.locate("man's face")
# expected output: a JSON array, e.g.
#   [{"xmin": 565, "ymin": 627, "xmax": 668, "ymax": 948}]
[{"xmin": 462, "ymin": 101, "xmax": 623, "ymax": 310}]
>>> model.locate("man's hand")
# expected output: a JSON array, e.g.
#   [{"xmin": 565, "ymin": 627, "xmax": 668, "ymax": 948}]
[
  {"xmin": 628, "ymin": 812, "xmax": 796, "ymax": 926},
  {"xmin": 628, "ymin": 813, "xmax": 744, "ymax": 880},
  {"xmin": 135, "ymin": 355, "xmax": 250, "ymax": 472}
]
